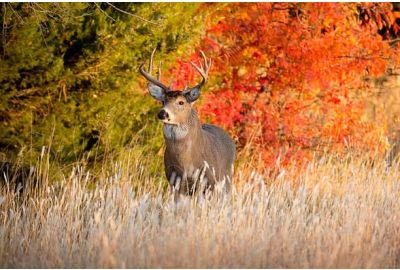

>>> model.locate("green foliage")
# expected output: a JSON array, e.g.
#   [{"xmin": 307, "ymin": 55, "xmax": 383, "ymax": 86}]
[{"xmin": 0, "ymin": 3, "xmax": 206, "ymax": 166}]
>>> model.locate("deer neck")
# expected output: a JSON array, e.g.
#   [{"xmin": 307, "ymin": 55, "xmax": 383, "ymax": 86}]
[{"xmin": 163, "ymin": 109, "xmax": 201, "ymax": 143}]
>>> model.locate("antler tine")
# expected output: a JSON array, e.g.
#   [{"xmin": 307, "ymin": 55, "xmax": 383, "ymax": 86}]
[
  {"xmin": 158, "ymin": 61, "xmax": 162, "ymax": 80},
  {"xmin": 139, "ymin": 48, "xmax": 169, "ymax": 91},
  {"xmin": 200, "ymin": 51, "xmax": 208, "ymax": 67},
  {"xmin": 148, "ymin": 47, "xmax": 156, "ymax": 73},
  {"xmin": 190, "ymin": 50, "xmax": 212, "ymax": 87},
  {"xmin": 191, "ymin": 62, "xmax": 207, "ymax": 80}
]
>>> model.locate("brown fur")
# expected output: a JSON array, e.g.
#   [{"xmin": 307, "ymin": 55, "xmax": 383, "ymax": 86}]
[
  {"xmin": 140, "ymin": 49, "xmax": 235, "ymax": 195},
  {"xmin": 160, "ymin": 94, "xmax": 236, "ymax": 195}
]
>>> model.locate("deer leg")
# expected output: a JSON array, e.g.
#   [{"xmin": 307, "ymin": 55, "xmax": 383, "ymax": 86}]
[
  {"xmin": 191, "ymin": 168, "xmax": 201, "ymax": 195},
  {"xmin": 174, "ymin": 176, "xmax": 182, "ymax": 192},
  {"xmin": 199, "ymin": 176, "xmax": 208, "ymax": 195},
  {"xmin": 224, "ymin": 175, "xmax": 232, "ymax": 194},
  {"xmin": 169, "ymin": 171, "xmax": 177, "ymax": 186}
]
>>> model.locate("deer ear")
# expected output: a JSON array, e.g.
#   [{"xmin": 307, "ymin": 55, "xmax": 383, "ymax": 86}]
[
  {"xmin": 148, "ymin": 83, "xmax": 165, "ymax": 101},
  {"xmin": 184, "ymin": 86, "xmax": 200, "ymax": 103}
]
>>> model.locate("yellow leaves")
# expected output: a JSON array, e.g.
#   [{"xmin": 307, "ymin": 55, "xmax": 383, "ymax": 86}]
[
  {"xmin": 256, "ymin": 67, "xmax": 267, "ymax": 77},
  {"xmin": 236, "ymin": 10, "xmax": 251, "ymax": 21},
  {"xmin": 237, "ymin": 67, "xmax": 247, "ymax": 77},
  {"xmin": 265, "ymin": 59, "xmax": 271, "ymax": 69}
]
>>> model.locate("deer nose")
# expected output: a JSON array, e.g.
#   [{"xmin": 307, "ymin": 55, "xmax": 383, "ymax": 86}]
[{"xmin": 157, "ymin": 109, "xmax": 169, "ymax": 120}]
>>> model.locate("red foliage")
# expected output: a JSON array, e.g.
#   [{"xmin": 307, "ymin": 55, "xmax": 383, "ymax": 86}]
[{"xmin": 170, "ymin": 3, "xmax": 400, "ymax": 168}]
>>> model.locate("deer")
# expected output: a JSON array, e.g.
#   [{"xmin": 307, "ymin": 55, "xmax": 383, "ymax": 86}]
[{"xmin": 139, "ymin": 48, "xmax": 236, "ymax": 196}]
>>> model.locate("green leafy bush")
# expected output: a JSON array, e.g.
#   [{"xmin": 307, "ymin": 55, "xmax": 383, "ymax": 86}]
[{"xmin": 0, "ymin": 3, "xmax": 206, "ymax": 168}]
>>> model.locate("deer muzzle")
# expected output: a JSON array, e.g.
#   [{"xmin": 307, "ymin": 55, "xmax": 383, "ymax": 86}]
[{"xmin": 157, "ymin": 109, "xmax": 169, "ymax": 120}]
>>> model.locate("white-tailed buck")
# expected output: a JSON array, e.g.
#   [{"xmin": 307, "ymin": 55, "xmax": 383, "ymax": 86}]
[{"xmin": 140, "ymin": 48, "xmax": 236, "ymax": 195}]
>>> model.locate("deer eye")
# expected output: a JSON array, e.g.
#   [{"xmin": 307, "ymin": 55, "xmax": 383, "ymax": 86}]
[{"xmin": 178, "ymin": 101, "xmax": 185, "ymax": 105}]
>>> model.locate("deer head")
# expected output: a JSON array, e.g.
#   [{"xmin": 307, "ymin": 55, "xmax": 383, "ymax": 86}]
[{"xmin": 139, "ymin": 48, "xmax": 211, "ymax": 126}]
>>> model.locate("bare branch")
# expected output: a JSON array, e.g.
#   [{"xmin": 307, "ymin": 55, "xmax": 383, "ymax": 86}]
[
  {"xmin": 94, "ymin": 2, "xmax": 115, "ymax": 22},
  {"xmin": 387, "ymin": 38, "xmax": 400, "ymax": 45},
  {"xmin": 106, "ymin": 2, "xmax": 160, "ymax": 26},
  {"xmin": 7, "ymin": 3, "xmax": 23, "ymax": 23},
  {"xmin": 336, "ymin": 55, "xmax": 390, "ymax": 61},
  {"xmin": 2, "ymin": 3, "xmax": 6, "ymax": 57},
  {"xmin": 28, "ymin": 3, "xmax": 49, "ymax": 48}
]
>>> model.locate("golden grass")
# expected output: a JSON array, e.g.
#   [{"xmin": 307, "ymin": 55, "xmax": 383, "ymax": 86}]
[{"xmin": 1, "ymin": 150, "xmax": 400, "ymax": 268}]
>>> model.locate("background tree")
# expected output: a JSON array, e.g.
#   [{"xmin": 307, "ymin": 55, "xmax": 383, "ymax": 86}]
[
  {"xmin": 1, "ymin": 3, "xmax": 400, "ymax": 174},
  {"xmin": 170, "ymin": 3, "xmax": 400, "ymax": 167},
  {"xmin": 0, "ymin": 3, "xmax": 206, "ymax": 168}
]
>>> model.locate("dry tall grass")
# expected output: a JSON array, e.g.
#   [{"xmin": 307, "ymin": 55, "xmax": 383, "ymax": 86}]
[{"xmin": 1, "ymin": 150, "xmax": 400, "ymax": 268}]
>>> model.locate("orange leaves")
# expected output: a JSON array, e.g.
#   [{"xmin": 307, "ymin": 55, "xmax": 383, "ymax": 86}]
[
  {"xmin": 172, "ymin": 3, "xmax": 397, "ymax": 168},
  {"xmin": 199, "ymin": 89, "xmax": 244, "ymax": 129},
  {"xmin": 358, "ymin": 3, "xmax": 400, "ymax": 39}
]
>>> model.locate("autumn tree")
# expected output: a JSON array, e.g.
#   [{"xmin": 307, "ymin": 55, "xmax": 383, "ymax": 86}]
[{"xmin": 170, "ymin": 3, "xmax": 400, "ymax": 167}]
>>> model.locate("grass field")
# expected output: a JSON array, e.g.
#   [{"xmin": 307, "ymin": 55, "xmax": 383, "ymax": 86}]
[{"xmin": 1, "ymin": 149, "xmax": 400, "ymax": 268}]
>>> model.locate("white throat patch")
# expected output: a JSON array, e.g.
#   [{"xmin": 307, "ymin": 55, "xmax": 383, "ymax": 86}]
[{"xmin": 163, "ymin": 124, "xmax": 189, "ymax": 140}]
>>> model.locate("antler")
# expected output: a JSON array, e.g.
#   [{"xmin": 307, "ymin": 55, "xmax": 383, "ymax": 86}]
[
  {"xmin": 190, "ymin": 51, "xmax": 212, "ymax": 89},
  {"xmin": 139, "ymin": 48, "xmax": 170, "ymax": 92}
]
